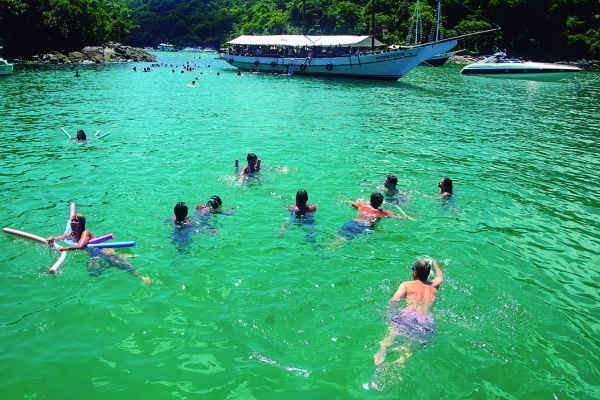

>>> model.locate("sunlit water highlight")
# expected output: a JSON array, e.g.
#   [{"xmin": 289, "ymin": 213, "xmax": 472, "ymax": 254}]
[{"xmin": 1, "ymin": 53, "xmax": 599, "ymax": 398}]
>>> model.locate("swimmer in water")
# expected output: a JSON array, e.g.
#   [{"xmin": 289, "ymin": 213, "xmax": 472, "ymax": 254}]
[
  {"xmin": 195, "ymin": 195, "xmax": 231, "ymax": 214},
  {"xmin": 46, "ymin": 214, "xmax": 151, "ymax": 284},
  {"xmin": 288, "ymin": 189, "xmax": 317, "ymax": 218},
  {"xmin": 76, "ymin": 129, "xmax": 87, "ymax": 141},
  {"xmin": 172, "ymin": 202, "xmax": 191, "ymax": 226},
  {"xmin": 373, "ymin": 259, "xmax": 443, "ymax": 366},
  {"xmin": 438, "ymin": 177, "xmax": 453, "ymax": 198},
  {"xmin": 338, "ymin": 192, "xmax": 407, "ymax": 239},
  {"xmin": 240, "ymin": 153, "xmax": 260, "ymax": 176},
  {"xmin": 363, "ymin": 175, "xmax": 406, "ymax": 204}
]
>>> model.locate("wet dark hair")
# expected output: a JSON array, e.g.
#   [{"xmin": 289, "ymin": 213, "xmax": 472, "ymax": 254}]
[
  {"xmin": 247, "ymin": 153, "xmax": 257, "ymax": 163},
  {"xmin": 296, "ymin": 189, "xmax": 308, "ymax": 205},
  {"xmin": 76, "ymin": 129, "xmax": 87, "ymax": 141},
  {"xmin": 412, "ymin": 259, "xmax": 431, "ymax": 281},
  {"xmin": 174, "ymin": 202, "xmax": 188, "ymax": 222},
  {"xmin": 386, "ymin": 175, "xmax": 398, "ymax": 187},
  {"xmin": 439, "ymin": 177, "xmax": 453, "ymax": 194},
  {"xmin": 370, "ymin": 192, "xmax": 384, "ymax": 208},
  {"xmin": 206, "ymin": 196, "xmax": 222, "ymax": 212}
]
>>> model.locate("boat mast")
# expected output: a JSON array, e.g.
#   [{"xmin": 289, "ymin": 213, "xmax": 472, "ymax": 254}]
[
  {"xmin": 435, "ymin": 0, "xmax": 441, "ymax": 41},
  {"xmin": 302, "ymin": 0, "xmax": 307, "ymax": 36},
  {"xmin": 414, "ymin": 0, "xmax": 420, "ymax": 44},
  {"xmin": 371, "ymin": 0, "xmax": 375, "ymax": 49}
]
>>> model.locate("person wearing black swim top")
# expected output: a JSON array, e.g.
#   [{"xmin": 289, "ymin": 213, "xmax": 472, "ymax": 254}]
[{"xmin": 240, "ymin": 153, "xmax": 260, "ymax": 176}]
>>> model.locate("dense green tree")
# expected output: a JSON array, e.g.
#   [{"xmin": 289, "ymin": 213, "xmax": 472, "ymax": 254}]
[
  {"xmin": 1, "ymin": 0, "xmax": 598, "ymax": 60},
  {"xmin": 0, "ymin": 0, "xmax": 136, "ymax": 57}
]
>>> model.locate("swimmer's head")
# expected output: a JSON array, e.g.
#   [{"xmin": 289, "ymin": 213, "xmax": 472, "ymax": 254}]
[
  {"xmin": 247, "ymin": 153, "xmax": 258, "ymax": 164},
  {"xmin": 412, "ymin": 259, "xmax": 431, "ymax": 281},
  {"xmin": 439, "ymin": 177, "xmax": 453, "ymax": 194},
  {"xmin": 76, "ymin": 129, "xmax": 86, "ymax": 141},
  {"xmin": 174, "ymin": 202, "xmax": 188, "ymax": 222},
  {"xmin": 370, "ymin": 192, "xmax": 384, "ymax": 208},
  {"xmin": 296, "ymin": 189, "xmax": 308, "ymax": 205},
  {"xmin": 385, "ymin": 175, "xmax": 397, "ymax": 189},
  {"xmin": 70, "ymin": 214, "xmax": 86, "ymax": 231},
  {"xmin": 206, "ymin": 196, "xmax": 222, "ymax": 212}
]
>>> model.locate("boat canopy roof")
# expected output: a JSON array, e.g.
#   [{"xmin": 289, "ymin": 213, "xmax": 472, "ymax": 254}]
[{"xmin": 227, "ymin": 35, "xmax": 385, "ymax": 48}]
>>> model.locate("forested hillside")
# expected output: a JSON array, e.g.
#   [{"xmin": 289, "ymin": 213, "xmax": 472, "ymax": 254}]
[{"xmin": 1, "ymin": 0, "xmax": 598, "ymax": 60}]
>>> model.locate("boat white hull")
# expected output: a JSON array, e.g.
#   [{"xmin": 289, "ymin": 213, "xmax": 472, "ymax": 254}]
[
  {"xmin": 461, "ymin": 61, "xmax": 581, "ymax": 80},
  {"xmin": 225, "ymin": 40, "xmax": 457, "ymax": 80},
  {"xmin": 0, "ymin": 64, "xmax": 13, "ymax": 76}
]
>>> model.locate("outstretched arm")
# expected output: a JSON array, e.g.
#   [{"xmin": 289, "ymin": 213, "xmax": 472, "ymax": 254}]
[
  {"xmin": 431, "ymin": 262, "xmax": 443, "ymax": 288},
  {"xmin": 53, "ymin": 230, "xmax": 93, "ymax": 251}
]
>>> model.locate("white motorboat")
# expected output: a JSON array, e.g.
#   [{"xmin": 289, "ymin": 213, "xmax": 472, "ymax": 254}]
[
  {"xmin": 223, "ymin": 34, "xmax": 457, "ymax": 80},
  {"xmin": 0, "ymin": 46, "xmax": 13, "ymax": 76},
  {"xmin": 0, "ymin": 57, "xmax": 12, "ymax": 76},
  {"xmin": 461, "ymin": 52, "xmax": 582, "ymax": 80}
]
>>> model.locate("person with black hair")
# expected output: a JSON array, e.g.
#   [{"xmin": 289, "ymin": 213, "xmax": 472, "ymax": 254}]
[
  {"xmin": 172, "ymin": 202, "xmax": 190, "ymax": 225},
  {"xmin": 438, "ymin": 177, "xmax": 453, "ymax": 197},
  {"xmin": 339, "ymin": 192, "xmax": 406, "ymax": 239},
  {"xmin": 288, "ymin": 189, "xmax": 317, "ymax": 218}
]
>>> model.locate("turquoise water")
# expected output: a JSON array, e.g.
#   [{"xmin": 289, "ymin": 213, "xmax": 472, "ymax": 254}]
[{"xmin": 1, "ymin": 53, "xmax": 599, "ymax": 398}]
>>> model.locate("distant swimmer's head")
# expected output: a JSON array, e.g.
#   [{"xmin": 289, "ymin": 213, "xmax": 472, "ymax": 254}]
[
  {"xmin": 174, "ymin": 202, "xmax": 188, "ymax": 223},
  {"xmin": 247, "ymin": 153, "xmax": 258, "ymax": 164},
  {"xmin": 438, "ymin": 177, "xmax": 453, "ymax": 195},
  {"xmin": 370, "ymin": 192, "xmax": 384, "ymax": 209},
  {"xmin": 296, "ymin": 189, "xmax": 308, "ymax": 205},
  {"xmin": 70, "ymin": 214, "xmax": 86, "ymax": 232},
  {"xmin": 76, "ymin": 129, "xmax": 87, "ymax": 141},
  {"xmin": 385, "ymin": 175, "xmax": 398, "ymax": 190},
  {"xmin": 206, "ymin": 196, "xmax": 222, "ymax": 213},
  {"xmin": 412, "ymin": 259, "xmax": 431, "ymax": 281}
]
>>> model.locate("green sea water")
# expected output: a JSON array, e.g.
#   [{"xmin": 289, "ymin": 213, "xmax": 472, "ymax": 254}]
[{"xmin": 1, "ymin": 53, "xmax": 599, "ymax": 399}]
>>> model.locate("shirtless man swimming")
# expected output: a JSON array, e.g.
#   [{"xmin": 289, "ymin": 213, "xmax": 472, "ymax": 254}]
[
  {"xmin": 374, "ymin": 259, "xmax": 443, "ymax": 366},
  {"xmin": 339, "ymin": 192, "xmax": 406, "ymax": 239}
]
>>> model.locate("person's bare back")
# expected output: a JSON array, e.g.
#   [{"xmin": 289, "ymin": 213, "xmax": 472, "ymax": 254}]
[{"xmin": 374, "ymin": 259, "xmax": 443, "ymax": 366}]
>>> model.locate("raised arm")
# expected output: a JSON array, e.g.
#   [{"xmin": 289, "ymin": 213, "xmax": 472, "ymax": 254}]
[{"xmin": 431, "ymin": 261, "xmax": 443, "ymax": 288}]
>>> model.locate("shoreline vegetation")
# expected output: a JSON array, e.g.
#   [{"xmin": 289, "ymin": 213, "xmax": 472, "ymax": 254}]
[
  {"xmin": 9, "ymin": 43, "xmax": 156, "ymax": 65},
  {"xmin": 8, "ymin": 47, "xmax": 598, "ymax": 71}
]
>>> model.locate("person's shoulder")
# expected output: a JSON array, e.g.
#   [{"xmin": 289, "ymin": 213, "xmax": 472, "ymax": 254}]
[
  {"xmin": 195, "ymin": 204, "xmax": 205, "ymax": 211},
  {"xmin": 288, "ymin": 205, "xmax": 299, "ymax": 211},
  {"xmin": 308, "ymin": 205, "xmax": 317, "ymax": 212}
]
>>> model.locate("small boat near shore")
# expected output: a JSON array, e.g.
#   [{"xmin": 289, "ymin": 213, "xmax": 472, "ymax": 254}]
[
  {"xmin": 0, "ymin": 46, "xmax": 13, "ymax": 76},
  {"xmin": 460, "ymin": 52, "xmax": 582, "ymax": 80}
]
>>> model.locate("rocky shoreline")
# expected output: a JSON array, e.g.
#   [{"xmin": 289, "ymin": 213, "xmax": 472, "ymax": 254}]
[
  {"xmin": 15, "ymin": 42, "xmax": 156, "ymax": 64},
  {"xmin": 447, "ymin": 55, "xmax": 600, "ymax": 71}
]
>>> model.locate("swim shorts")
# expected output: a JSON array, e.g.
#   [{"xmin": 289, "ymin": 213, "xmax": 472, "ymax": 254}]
[
  {"xmin": 391, "ymin": 309, "xmax": 436, "ymax": 345},
  {"xmin": 338, "ymin": 220, "xmax": 372, "ymax": 239}
]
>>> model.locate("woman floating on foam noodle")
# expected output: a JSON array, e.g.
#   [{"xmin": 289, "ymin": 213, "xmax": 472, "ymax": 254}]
[{"xmin": 47, "ymin": 213, "xmax": 151, "ymax": 284}]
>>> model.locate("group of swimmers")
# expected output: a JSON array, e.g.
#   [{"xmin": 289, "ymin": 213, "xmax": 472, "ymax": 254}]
[
  {"xmin": 168, "ymin": 152, "xmax": 454, "ymax": 376},
  {"xmin": 38, "ymin": 150, "xmax": 454, "ymax": 379}
]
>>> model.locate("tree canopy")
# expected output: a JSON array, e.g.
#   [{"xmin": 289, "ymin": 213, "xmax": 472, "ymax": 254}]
[{"xmin": 1, "ymin": 0, "xmax": 598, "ymax": 60}]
